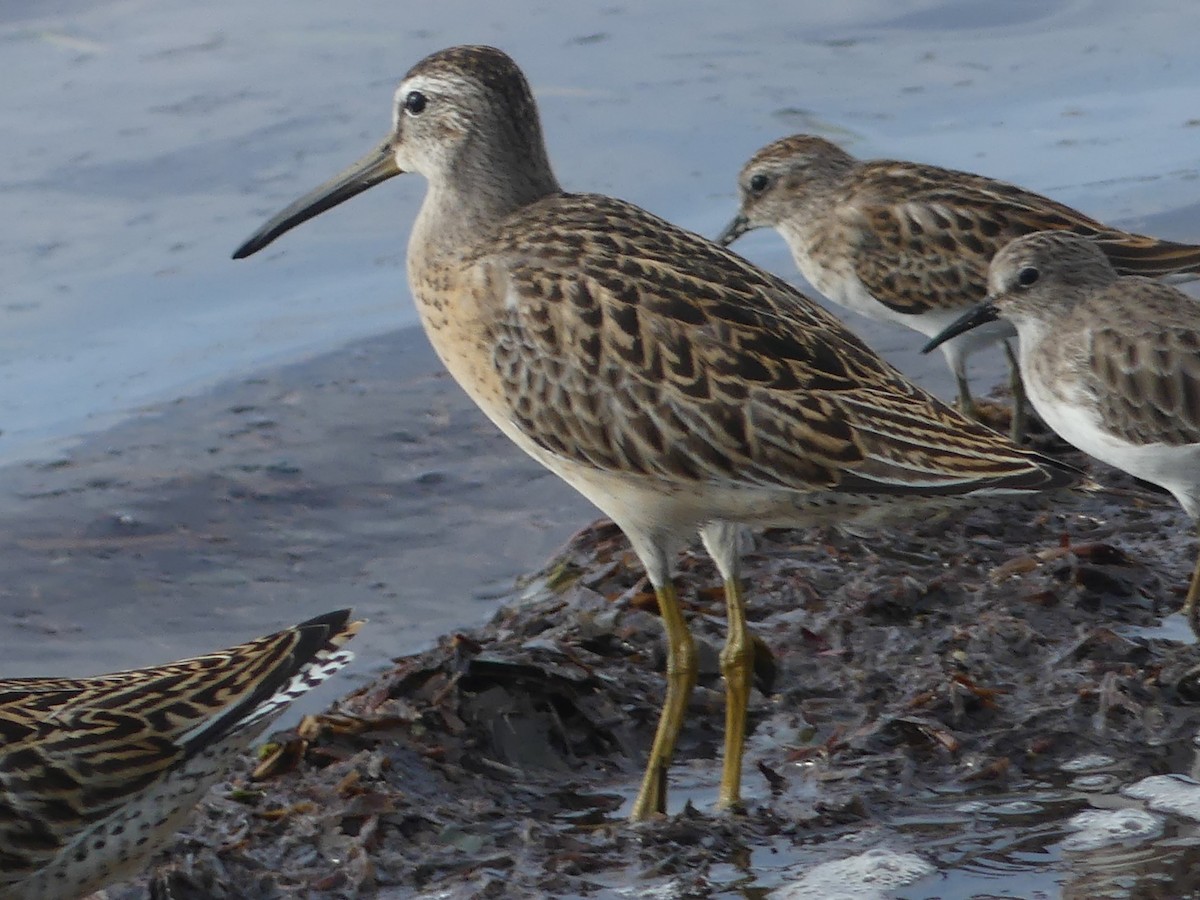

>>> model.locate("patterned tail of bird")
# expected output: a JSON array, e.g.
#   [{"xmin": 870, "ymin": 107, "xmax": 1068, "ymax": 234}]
[
  {"xmin": 1097, "ymin": 232, "xmax": 1200, "ymax": 280},
  {"xmin": 0, "ymin": 609, "xmax": 361, "ymax": 900}
]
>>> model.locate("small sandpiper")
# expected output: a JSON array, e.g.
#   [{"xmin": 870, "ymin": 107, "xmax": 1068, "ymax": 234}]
[
  {"xmin": 717, "ymin": 135, "xmax": 1200, "ymax": 438},
  {"xmin": 233, "ymin": 46, "xmax": 1077, "ymax": 820},
  {"xmin": 0, "ymin": 610, "xmax": 360, "ymax": 900},
  {"xmin": 924, "ymin": 230, "xmax": 1200, "ymax": 634}
]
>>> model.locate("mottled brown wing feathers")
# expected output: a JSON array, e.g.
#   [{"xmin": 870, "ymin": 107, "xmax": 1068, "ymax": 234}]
[
  {"xmin": 1087, "ymin": 284, "xmax": 1200, "ymax": 446},
  {"xmin": 485, "ymin": 193, "xmax": 1072, "ymax": 495},
  {"xmin": 844, "ymin": 163, "xmax": 1200, "ymax": 315}
]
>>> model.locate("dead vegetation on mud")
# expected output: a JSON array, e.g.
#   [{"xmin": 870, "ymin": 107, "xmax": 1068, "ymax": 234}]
[{"xmin": 108, "ymin": 448, "xmax": 1200, "ymax": 898}]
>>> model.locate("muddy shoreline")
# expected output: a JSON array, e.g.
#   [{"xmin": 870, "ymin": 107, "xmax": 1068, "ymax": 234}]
[{"xmin": 17, "ymin": 328, "xmax": 1196, "ymax": 897}]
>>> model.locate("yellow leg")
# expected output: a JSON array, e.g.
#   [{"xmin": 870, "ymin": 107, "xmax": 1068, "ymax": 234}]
[
  {"xmin": 1184, "ymin": 533, "xmax": 1200, "ymax": 640},
  {"xmin": 718, "ymin": 577, "xmax": 751, "ymax": 810},
  {"xmin": 630, "ymin": 581, "xmax": 697, "ymax": 820}
]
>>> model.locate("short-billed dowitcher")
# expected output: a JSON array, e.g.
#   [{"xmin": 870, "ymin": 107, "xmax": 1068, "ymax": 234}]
[
  {"xmin": 716, "ymin": 135, "xmax": 1200, "ymax": 437},
  {"xmin": 0, "ymin": 609, "xmax": 360, "ymax": 899},
  {"xmin": 233, "ymin": 46, "xmax": 1076, "ymax": 820},
  {"xmin": 925, "ymin": 230, "xmax": 1200, "ymax": 636}
]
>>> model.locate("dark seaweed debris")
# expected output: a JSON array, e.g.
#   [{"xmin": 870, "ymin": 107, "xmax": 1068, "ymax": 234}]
[{"xmin": 124, "ymin": 457, "xmax": 1200, "ymax": 898}]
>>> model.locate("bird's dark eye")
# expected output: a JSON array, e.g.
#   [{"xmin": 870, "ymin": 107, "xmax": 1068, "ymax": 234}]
[
  {"xmin": 748, "ymin": 173, "xmax": 770, "ymax": 194},
  {"xmin": 403, "ymin": 91, "xmax": 427, "ymax": 115},
  {"xmin": 1016, "ymin": 266, "xmax": 1039, "ymax": 287}
]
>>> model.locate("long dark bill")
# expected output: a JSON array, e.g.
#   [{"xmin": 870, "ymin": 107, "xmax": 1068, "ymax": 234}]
[
  {"xmin": 921, "ymin": 300, "xmax": 1001, "ymax": 354},
  {"xmin": 714, "ymin": 213, "xmax": 750, "ymax": 247},
  {"xmin": 232, "ymin": 140, "xmax": 401, "ymax": 259}
]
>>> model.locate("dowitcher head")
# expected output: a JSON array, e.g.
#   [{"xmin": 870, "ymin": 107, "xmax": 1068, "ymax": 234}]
[
  {"xmin": 233, "ymin": 45, "xmax": 558, "ymax": 259},
  {"xmin": 715, "ymin": 134, "xmax": 855, "ymax": 246}
]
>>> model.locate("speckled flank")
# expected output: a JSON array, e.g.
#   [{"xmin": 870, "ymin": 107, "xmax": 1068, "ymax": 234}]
[{"xmin": 0, "ymin": 610, "xmax": 360, "ymax": 900}]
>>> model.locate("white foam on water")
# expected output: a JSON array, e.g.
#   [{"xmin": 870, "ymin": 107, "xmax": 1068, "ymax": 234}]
[
  {"xmin": 1123, "ymin": 774, "xmax": 1200, "ymax": 821},
  {"xmin": 775, "ymin": 848, "xmax": 934, "ymax": 900},
  {"xmin": 1061, "ymin": 808, "xmax": 1163, "ymax": 852},
  {"xmin": 994, "ymin": 800, "xmax": 1042, "ymax": 815},
  {"xmin": 1061, "ymin": 753, "xmax": 1117, "ymax": 773},
  {"xmin": 954, "ymin": 800, "xmax": 990, "ymax": 814},
  {"xmin": 1070, "ymin": 774, "xmax": 1121, "ymax": 792}
]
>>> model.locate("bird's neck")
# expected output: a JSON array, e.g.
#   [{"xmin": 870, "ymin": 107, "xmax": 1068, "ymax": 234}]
[{"xmin": 413, "ymin": 150, "xmax": 561, "ymax": 258}]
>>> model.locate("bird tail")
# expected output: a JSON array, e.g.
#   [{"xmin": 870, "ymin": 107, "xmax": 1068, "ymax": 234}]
[
  {"xmin": 180, "ymin": 610, "xmax": 361, "ymax": 753},
  {"xmin": 1096, "ymin": 233, "xmax": 1200, "ymax": 279}
]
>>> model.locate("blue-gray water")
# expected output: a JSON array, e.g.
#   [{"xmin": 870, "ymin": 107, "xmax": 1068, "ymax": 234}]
[{"xmin": 3, "ymin": 0, "xmax": 1199, "ymax": 464}]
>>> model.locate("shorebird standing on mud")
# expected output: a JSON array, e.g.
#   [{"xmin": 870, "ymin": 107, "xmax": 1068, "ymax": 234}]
[
  {"xmin": 926, "ymin": 230, "xmax": 1200, "ymax": 637},
  {"xmin": 233, "ymin": 45, "xmax": 1077, "ymax": 820}
]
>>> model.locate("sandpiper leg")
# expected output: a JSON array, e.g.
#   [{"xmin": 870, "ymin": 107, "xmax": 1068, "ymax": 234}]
[
  {"xmin": 1184, "ymin": 532, "xmax": 1200, "ymax": 640},
  {"xmin": 955, "ymin": 370, "xmax": 978, "ymax": 421},
  {"xmin": 630, "ymin": 581, "xmax": 696, "ymax": 820},
  {"xmin": 1003, "ymin": 341, "xmax": 1027, "ymax": 441},
  {"xmin": 718, "ymin": 575, "xmax": 751, "ymax": 810}
]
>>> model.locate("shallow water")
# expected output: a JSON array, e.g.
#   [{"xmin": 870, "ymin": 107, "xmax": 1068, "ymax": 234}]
[{"xmin": 4, "ymin": 0, "xmax": 1200, "ymax": 896}]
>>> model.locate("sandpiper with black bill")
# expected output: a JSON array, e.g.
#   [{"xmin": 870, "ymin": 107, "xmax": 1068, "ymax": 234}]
[
  {"xmin": 0, "ymin": 610, "xmax": 361, "ymax": 900},
  {"xmin": 233, "ymin": 46, "xmax": 1078, "ymax": 820},
  {"xmin": 925, "ymin": 229, "xmax": 1200, "ymax": 637},
  {"xmin": 716, "ymin": 135, "xmax": 1200, "ymax": 438}
]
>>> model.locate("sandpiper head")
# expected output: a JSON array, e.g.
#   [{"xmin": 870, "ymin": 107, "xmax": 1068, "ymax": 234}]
[
  {"xmin": 715, "ymin": 135, "xmax": 855, "ymax": 246},
  {"xmin": 232, "ymin": 45, "xmax": 555, "ymax": 259},
  {"xmin": 922, "ymin": 231, "xmax": 1119, "ymax": 354},
  {"xmin": 986, "ymin": 230, "xmax": 1119, "ymax": 302}
]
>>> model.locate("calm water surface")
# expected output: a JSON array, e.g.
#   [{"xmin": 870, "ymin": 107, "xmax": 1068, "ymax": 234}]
[{"xmin": 3, "ymin": 0, "xmax": 1199, "ymax": 462}]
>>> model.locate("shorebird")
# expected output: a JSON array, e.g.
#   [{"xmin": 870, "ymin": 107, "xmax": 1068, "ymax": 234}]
[
  {"xmin": 716, "ymin": 135, "xmax": 1200, "ymax": 437},
  {"xmin": 925, "ymin": 230, "xmax": 1200, "ymax": 636},
  {"xmin": 0, "ymin": 610, "xmax": 360, "ymax": 900},
  {"xmin": 232, "ymin": 45, "xmax": 1076, "ymax": 820}
]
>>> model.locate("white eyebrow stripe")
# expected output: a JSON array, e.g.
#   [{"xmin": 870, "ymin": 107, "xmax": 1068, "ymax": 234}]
[{"xmin": 391, "ymin": 74, "xmax": 460, "ymax": 127}]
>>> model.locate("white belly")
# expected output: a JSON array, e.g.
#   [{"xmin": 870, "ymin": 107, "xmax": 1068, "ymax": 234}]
[
  {"xmin": 1025, "ymin": 370, "xmax": 1200, "ymax": 519},
  {"xmin": 791, "ymin": 247, "xmax": 1015, "ymax": 374}
]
